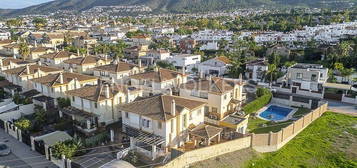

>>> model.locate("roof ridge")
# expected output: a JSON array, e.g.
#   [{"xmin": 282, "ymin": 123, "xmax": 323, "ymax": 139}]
[
  {"xmin": 50, "ymin": 73, "xmax": 61, "ymax": 87},
  {"xmin": 79, "ymin": 56, "xmax": 87, "ymax": 65}
]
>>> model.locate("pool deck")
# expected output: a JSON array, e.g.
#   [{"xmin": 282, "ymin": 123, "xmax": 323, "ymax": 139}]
[{"xmin": 256, "ymin": 104, "xmax": 298, "ymax": 122}]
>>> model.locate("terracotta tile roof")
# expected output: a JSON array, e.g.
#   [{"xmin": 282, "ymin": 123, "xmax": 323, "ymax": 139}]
[
  {"xmin": 3, "ymin": 44, "xmax": 20, "ymax": 49},
  {"xmin": 119, "ymin": 95, "xmax": 206, "ymax": 121},
  {"xmin": 3, "ymin": 65, "xmax": 62, "ymax": 76},
  {"xmin": 1, "ymin": 58, "xmax": 33, "ymax": 66},
  {"xmin": 214, "ymin": 56, "xmax": 231, "ymax": 64},
  {"xmin": 93, "ymin": 62, "xmax": 138, "ymax": 73},
  {"xmin": 190, "ymin": 124, "xmax": 223, "ymax": 139},
  {"xmin": 0, "ymin": 39, "xmax": 13, "ymax": 44},
  {"xmin": 130, "ymin": 68, "xmax": 184, "ymax": 83},
  {"xmin": 40, "ymin": 51, "xmax": 75, "ymax": 59},
  {"xmin": 46, "ymin": 33, "xmax": 64, "ymax": 39},
  {"xmin": 65, "ymin": 82, "xmax": 137, "ymax": 102},
  {"xmin": 63, "ymin": 56, "xmax": 106, "ymax": 65},
  {"xmin": 180, "ymin": 77, "xmax": 242, "ymax": 94},
  {"xmin": 31, "ymin": 47, "xmax": 52, "ymax": 53},
  {"xmin": 31, "ymin": 72, "xmax": 97, "ymax": 87}
]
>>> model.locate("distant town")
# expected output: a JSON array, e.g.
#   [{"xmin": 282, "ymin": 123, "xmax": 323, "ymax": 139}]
[{"xmin": 0, "ymin": 6, "xmax": 356, "ymax": 168}]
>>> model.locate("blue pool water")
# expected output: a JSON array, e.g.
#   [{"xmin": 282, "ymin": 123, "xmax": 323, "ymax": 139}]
[{"xmin": 259, "ymin": 105, "xmax": 293, "ymax": 121}]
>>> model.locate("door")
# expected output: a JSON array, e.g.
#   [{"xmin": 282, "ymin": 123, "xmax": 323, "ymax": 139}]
[{"xmin": 292, "ymin": 87, "xmax": 297, "ymax": 94}]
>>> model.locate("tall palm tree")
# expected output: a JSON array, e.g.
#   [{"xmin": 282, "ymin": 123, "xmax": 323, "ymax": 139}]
[
  {"xmin": 268, "ymin": 64, "xmax": 277, "ymax": 87},
  {"xmin": 19, "ymin": 41, "xmax": 30, "ymax": 60}
]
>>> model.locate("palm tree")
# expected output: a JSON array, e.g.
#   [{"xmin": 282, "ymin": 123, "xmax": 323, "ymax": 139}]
[
  {"xmin": 268, "ymin": 64, "xmax": 277, "ymax": 87},
  {"xmin": 19, "ymin": 41, "xmax": 30, "ymax": 60}
]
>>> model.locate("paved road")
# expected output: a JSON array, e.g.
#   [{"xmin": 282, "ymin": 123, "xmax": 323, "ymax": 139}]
[
  {"xmin": 0, "ymin": 129, "xmax": 57, "ymax": 168},
  {"xmin": 326, "ymin": 100, "xmax": 357, "ymax": 116}
]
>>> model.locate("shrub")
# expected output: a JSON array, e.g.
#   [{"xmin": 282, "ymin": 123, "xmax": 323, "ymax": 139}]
[
  {"xmin": 256, "ymin": 88, "xmax": 270, "ymax": 97},
  {"xmin": 57, "ymin": 97, "xmax": 71, "ymax": 108},
  {"xmin": 14, "ymin": 118, "xmax": 32, "ymax": 131},
  {"xmin": 243, "ymin": 90, "xmax": 272, "ymax": 114},
  {"xmin": 51, "ymin": 138, "xmax": 82, "ymax": 159},
  {"xmin": 84, "ymin": 132, "xmax": 109, "ymax": 147}
]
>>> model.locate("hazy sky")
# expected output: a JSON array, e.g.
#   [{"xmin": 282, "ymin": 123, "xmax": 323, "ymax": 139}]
[{"xmin": 0, "ymin": 0, "xmax": 54, "ymax": 9}]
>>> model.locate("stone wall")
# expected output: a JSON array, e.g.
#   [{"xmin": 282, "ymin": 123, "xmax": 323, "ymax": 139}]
[
  {"xmin": 251, "ymin": 103, "xmax": 328, "ymax": 152},
  {"xmin": 158, "ymin": 136, "xmax": 251, "ymax": 168}
]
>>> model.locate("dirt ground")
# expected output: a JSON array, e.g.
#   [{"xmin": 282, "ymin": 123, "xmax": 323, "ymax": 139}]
[{"xmin": 189, "ymin": 148, "xmax": 259, "ymax": 168}]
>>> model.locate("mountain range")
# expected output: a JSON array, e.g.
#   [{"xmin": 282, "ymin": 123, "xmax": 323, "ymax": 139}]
[{"xmin": 0, "ymin": 0, "xmax": 355, "ymax": 16}]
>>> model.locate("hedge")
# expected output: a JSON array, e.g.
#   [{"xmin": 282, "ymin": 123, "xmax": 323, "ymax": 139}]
[{"xmin": 243, "ymin": 90, "xmax": 272, "ymax": 114}]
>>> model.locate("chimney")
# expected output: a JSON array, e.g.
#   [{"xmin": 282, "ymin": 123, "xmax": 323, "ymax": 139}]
[
  {"xmin": 104, "ymin": 84, "xmax": 110, "ymax": 99},
  {"xmin": 182, "ymin": 66, "xmax": 185, "ymax": 75},
  {"xmin": 13, "ymin": 54, "xmax": 16, "ymax": 59},
  {"xmin": 138, "ymin": 59, "xmax": 142, "ymax": 68},
  {"xmin": 239, "ymin": 73, "xmax": 243, "ymax": 84},
  {"xmin": 25, "ymin": 65, "xmax": 30, "ymax": 74},
  {"xmin": 168, "ymin": 88, "xmax": 172, "ymax": 96},
  {"xmin": 37, "ymin": 61, "xmax": 42, "ymax": 66},
  {"xmin": 111, "ymin": 77, "xmax": 115, "ymax": 84},
  {"xmin": 77, "ymin": 49, "xmax": 80, "ymax": 56},
  {"xmin": 171, "ymin": 99, "xmax": 176, "ymax": 116},
  {"xmin": 34, "ymin": 41, "xmax": 37, "ymax": 48},
  {"xmin": 59, "ymin": 72, "xmax": 64, "ymax": 84},
  {"xmin": 0, "ymin": 59, "xmax": 3, "ymax": 67},
  {"xmin": 69, "ymin": 67, "xmax": 73, "ymax": 73},
  {"xmin": 199, "ymin": 71, "xmax": 204, "ymax": 79},
  {"xmin": 154, "ymin": 66, "xmax": 159, "ymax": 72}
]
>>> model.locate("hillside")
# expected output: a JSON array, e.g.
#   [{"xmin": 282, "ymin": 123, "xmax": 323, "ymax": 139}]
[{"xmin": 1, "ymin": 0, "xmax": 356, "ymax": 16}]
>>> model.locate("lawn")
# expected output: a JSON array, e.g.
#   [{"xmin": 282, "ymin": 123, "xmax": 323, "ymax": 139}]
[
  {"xmin": 245, "ymin": 112, "xmax": 357, "ymax": 168},
  {"xmin": 191, "ymin": 112, "xmax": 356, "ymax": 168}
]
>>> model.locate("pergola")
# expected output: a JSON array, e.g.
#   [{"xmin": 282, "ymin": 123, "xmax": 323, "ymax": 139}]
[{"xmin": 189, "ymin": 124, "xmax": 223, "ymax": 146}]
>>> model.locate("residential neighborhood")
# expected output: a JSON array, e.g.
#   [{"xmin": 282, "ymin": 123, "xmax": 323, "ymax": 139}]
[{"xmin": 0, "ymin": 2, "xmax": 356, "ymax": 168}]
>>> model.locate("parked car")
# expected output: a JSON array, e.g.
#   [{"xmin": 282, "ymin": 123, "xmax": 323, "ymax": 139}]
[{"xmin": 0, "ymin": 143, "xmax": 11, "ymax": 156}]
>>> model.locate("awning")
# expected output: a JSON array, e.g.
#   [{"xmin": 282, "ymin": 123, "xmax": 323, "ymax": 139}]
[
  {"xmin": 0, "ymin": 102, "xmax": 19, "ymax": 114},
  {"xmin": 323, "ymin": 83, "xmax": 351, "ymax": 90},
  {"xmin": 61, "ymin": 106, "xmax": 98, "ymax": 119},
  {"xmin": 124, "ymin": 124, "xmax": 165, "ymax": 146},
  {"xmin": 34, "ymin": 131, "xmax": 72, "ymax": 146}
]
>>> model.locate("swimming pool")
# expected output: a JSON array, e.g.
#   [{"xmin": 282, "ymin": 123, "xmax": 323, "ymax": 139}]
[{"xmin": 258, "ymin": 105, "xmax": 294, "ymax": 121}]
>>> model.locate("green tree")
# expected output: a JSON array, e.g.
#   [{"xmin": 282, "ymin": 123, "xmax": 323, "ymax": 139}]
[
  {"xmin": 267, "ymin": 64, "xmax": 277, "ymax": 86},
  {"xmin": 19, "ymin": 41, "xmax": 30, "ymax": 60},
  {"xmin": 32, "ymin": 17, "xmax": 47, "ymax": 29},
  {"xmin": 14, "ymin": 118, "xmax": 32, "ymax": 131},
  {"xmin": 51, "ymin": 138, "xmax": 82, "ymax": 159}
]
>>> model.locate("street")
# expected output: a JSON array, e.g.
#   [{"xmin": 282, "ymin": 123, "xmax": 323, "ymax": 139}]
[
  {"xmin": 0, "ymin": 129, "xmax": 57, "ymax": 168},
  {"xmin": 327, "ymin": 100, "xmax": 357, "ymax": 116}
]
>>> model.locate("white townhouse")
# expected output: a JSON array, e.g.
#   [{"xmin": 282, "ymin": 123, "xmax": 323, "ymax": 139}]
[
  {"xmin": 167, "ymin": 54, "xmax": 201, "ymax": 72},
  {"xmin": 31, "ymin": 72, "xmax": 98, "ymax": 100},
  {"xmin": 130, "ymin": 68, "xmax": 187, "ymax": 95},
  {"xmin": 93, "ymin": 61, "xmax": 144, "ymax": 83},
  {"xmin": 62, "ymin": 55, "xmax": 112, "ymax": 74},
  {"xmin": 245, "ymin": 59, "xmax": 268, "ymax": 82},
  {"xmin": 40, "ymin": 51, "xmax": 79, "ymax": 67},
  {"xmin": 180, "ymin": 76, "xmax": 245, "ymax": 122},
  {"xmin": 2, "ymin": 65, "xmax": 63, "ymax": 91},
  {"xmin": 0, "ymin": 58, "xmax": 36, "ymax": 72},
  {"xmin": 62, "ymin": 81, "xmax": 143, "ymax": 133},
  {"xmin": 198, "ymin": 56, "xmax": 231, "ymax": 76},
  {"xmin": 119, "ymin": 94, "xmax": 206, "ymax": 159}
]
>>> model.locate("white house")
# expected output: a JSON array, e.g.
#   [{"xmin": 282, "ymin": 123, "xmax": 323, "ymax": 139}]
[
  {"xmin": 198, "ymin": 56, "xmax": 231, "ymax": 76},
  {"xmin": 119, "ymin": 94, "xmax": 206, "ymax": 159},
  {"xmin": 167, "ymin": 54, "xmax": 201, "ymax": 72}
]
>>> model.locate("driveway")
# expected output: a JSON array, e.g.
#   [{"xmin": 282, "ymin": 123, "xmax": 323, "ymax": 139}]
[
  {"xmin": 0, "ymin": 129, "xmax": 57, "ymax": 168},
  {"xmin": 327, "ymin": 100, "xmax": 357, "ymax": 116}
]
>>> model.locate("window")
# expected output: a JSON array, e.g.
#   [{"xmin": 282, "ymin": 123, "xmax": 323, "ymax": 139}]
[
  {"xmin": 204, "ymin": 106, "xmax": 209, "ymax": 114},
  {"xmin": 311, "ymin": 74, "xmax": 317, "ymax": 81},
  {"xmin": 224, "ymin": 94, "xmax": 227, "ymax": 100},
  {"xmin": 296, "ymin": 73, "xmax": 303, "ymax": 79},
  {"xmin": 197, "ymin": 109, "xmax": 202, "ymax": 115},
  {"xmin": 125, "ymin": 112, "xmax": 129, "ymax": 118},
  {"xmin": 158, "ymin": 122, "xmax": 162, "ymax": 129},
  {"xmin": 94, "ymin": 102, "xmax": 98, "ymax": 108},
  {"xmin": 189, "ymin": 112, "xmax": 193, "ymax": 120},
  {"xmin": 212, "ymin": 107, "xmax": 218, "ymax": 113},
  {"xmin": 183, "ymin": 114, "xmax": 187, "ymax": 128},
  {"xmin": 72, "ymin": 96, "xmax": 75, "ymax": 101},
  {"xmin": 142, "ymin": 118, "xmax": 150, "ymax": 128},
  {"xmin": 119, "ymin": 97, "xmax": 122, "ymax": 104}
]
